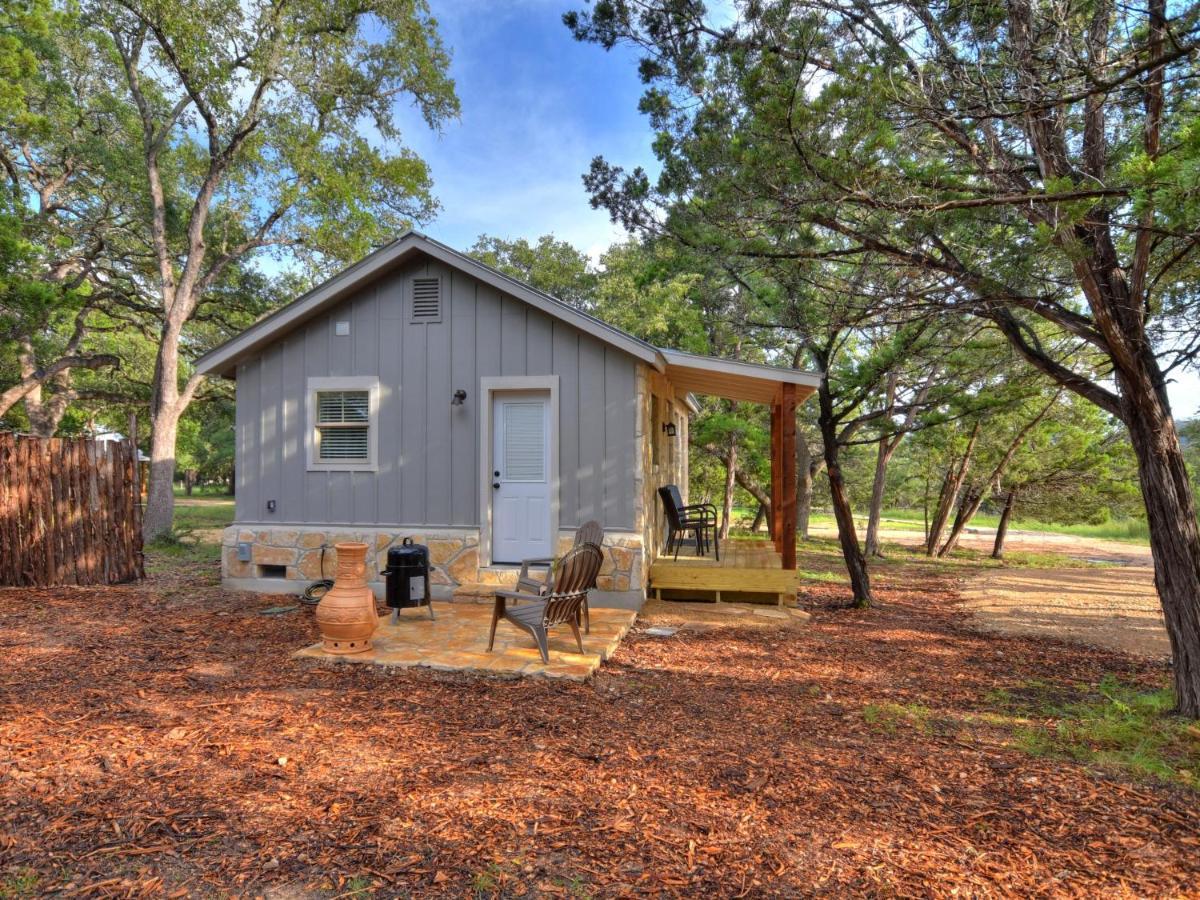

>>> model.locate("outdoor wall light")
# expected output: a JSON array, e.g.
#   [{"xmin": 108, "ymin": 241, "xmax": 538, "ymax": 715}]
[
  {"xmin": 662, "ymin": 422, "xmax": 677, "ymax": 437},
  {"xmin": 451, "ymin": 389, "xmax": 467, "ymax": 407}
]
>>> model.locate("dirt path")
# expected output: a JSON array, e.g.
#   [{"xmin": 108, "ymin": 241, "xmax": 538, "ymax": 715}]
[
  {"xmin": 174, "ymin": 496, "xmax": 235, "ymax": 507},
  {"xmin": 811, "ymin": 524, "xmax": 1167, "ymax": 658},
  {"xmin": 959, "ymin": 564, "xmax": 1167, "ymax": 658}
]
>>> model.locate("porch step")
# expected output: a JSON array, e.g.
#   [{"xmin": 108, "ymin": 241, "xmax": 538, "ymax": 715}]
[{"xmin": 648, "ymin": 560, "xmax": 796, "ymax": 606}]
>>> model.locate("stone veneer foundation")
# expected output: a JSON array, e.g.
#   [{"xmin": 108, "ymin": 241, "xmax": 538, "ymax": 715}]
[{"xmin": 221, "ymin": 525, "xmax": 646, "ymax": 603}]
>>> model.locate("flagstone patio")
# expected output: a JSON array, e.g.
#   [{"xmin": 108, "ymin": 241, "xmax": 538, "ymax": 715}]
[{"xmin": 295, "ymin": 601, "xmax": 637, "ymax": 680}]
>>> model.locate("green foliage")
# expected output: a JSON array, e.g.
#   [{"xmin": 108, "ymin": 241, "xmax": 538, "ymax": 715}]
[
  {"xmin": 593, "ymin": 240, "xmax": 709, "ymax": 352},
  {"xmin": 3, "ymin": 0, "xmax": 459, "ymax": 462},
  {"xmin": 82, "ymin": 0, "xmax": 460, "ymax": 270},
  {"xmin": 469, "ymin": 234, "xmax": 597, "ymax": 308},
  {"xmin": 1182, "ymin": 419, "xmax": 1200, "ymax": 505},
  {"xmin": 175, "ymin": 398, "xmax": 235, "ymax": 486}
]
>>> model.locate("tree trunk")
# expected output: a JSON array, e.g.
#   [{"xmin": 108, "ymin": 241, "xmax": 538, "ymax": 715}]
[
  {"xmin": 184, "ymin": 470, "xmax": 195, "ymax": 496},
  {"xmin": 143, "ymin": 322, "xmax": 187, "ymax": 542},
  {"xmin": 751, "ymin": 503, "xmax": 766, "ymax": 533},
  {"xmin": 926, "ymin": 469, "xmax": 956, "ymax": 555},
  {"xmin": 939, "ymin": 394, "xmax": 1058, "ymax": 557},
  {"xmin": 22, "ymin": 369, "xmax": 75, "ymax": 438},
  {"xmin": 938, "ymin": 485, "xmax": 982, "ymax": 558},
  {"xmin": 865, "ymin": 369, "xmax": 899, "ymax": 558},
  {"xmin": 720, "ymin": 436, "xmax": 736, "ymax": 540},
  {"xmin": 703, "ymin": 443, "xmax": 771, "ymax": 537},
  {"xmin": 926, "ymin": 422, "xmax": 980, "ymax": 555},
  {"xmin": 817, "ymin": 378, "xmax": 872, "ymax": 606},
  {"xmin": 797, "ymin": 432, "xmax": 813, "ymax": 540},
  {"xmin": 865, "ymin": 435, "xmax": 894, "ymax": 557},
  {"xmin": 992, "ymin": 489, "xmax": 1016, "ymax": 559},
  {"xmin": 1117, "ymin": 359, "xmax": 1200, "ymax": 717}
]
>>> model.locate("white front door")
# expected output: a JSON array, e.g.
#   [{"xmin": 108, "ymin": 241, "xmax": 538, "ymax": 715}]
[{"xmin": 491, "ymin": 391, "xmax": 552, "ymax": 563}]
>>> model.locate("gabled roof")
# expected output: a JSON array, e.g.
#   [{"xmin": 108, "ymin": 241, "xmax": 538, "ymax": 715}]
[
  {"xmin": 193, "ymin": 231, "xmax": 661, "ymax": 378},
  {"xmin": 193, "ymin": 231, "xmax": 823, "ymax": 405}
]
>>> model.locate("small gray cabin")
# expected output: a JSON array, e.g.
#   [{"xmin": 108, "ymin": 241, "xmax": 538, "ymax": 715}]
[{"xmin": 195, "ymin": 231, "xmax": 819, "ymax": 604}]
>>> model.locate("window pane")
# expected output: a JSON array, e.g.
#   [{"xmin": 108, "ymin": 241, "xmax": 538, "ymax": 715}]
[
  {"xmin": 317, "ymin": 391, "xmax": 369, "ymax": 424},
  {"xmin": 503, "ymin": 401, "xmax": 545, "ymax": 481},
  {"xmin": 317, "ymin": 425, "xmax": 369, "ymax": 461}
]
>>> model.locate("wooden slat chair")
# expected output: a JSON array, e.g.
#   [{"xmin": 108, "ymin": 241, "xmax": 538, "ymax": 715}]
[
  {"xmin": 658, "ymin": 485, "xmax": 721, "ymax": 561},
  {"xmin": 489, "ymin": 543, "xmax": 603, "ymax": 664},
  {"xmin": 513, "ymin": 520, "xmax": 605, "ymax": 633}
]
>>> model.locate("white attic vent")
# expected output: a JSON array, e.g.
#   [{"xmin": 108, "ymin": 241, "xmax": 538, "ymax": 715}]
[{"xmin": 410, "ymin": 276, "xmax": 442, "ymax": 323}]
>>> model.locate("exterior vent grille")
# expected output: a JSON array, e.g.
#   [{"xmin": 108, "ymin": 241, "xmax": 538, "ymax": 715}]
[{"xmin": 411, "ymin": 277, "xmax": 442, "ymax": 322}]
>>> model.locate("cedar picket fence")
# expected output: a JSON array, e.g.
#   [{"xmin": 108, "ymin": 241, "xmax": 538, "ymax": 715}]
[{"xmin": 0, "ymin": 432, "xmax": 144, "ymax": 587}]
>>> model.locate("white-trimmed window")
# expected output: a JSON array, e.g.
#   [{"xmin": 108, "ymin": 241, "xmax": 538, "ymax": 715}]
[{"xmin": 306, "ymin": 376, "xmax": 379, "ymax": 471}]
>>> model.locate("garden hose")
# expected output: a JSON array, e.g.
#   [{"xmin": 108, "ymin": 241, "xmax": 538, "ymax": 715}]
[{"xmin": 298, "ymin": 544, "xmax": 334, "ymax": 606}]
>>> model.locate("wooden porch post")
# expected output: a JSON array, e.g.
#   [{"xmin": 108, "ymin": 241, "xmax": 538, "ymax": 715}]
[
  {"xmin": 780, "ymin": 383, "xmax": 797, "ymax": 570},
  {"xmin": 770, "ymin": 399, "xmax": 782, "ymax": 552}
]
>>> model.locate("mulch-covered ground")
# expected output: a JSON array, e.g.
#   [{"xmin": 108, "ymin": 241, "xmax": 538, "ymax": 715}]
[{"xmin": 0, "ymin": 552, "xmax": 1196, "ymax": 898}]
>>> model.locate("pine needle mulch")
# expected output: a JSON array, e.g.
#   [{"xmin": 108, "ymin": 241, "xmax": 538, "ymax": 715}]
[{"xmin": 0, "ymin": 554, "xmax": 1196, "ymax": 898}]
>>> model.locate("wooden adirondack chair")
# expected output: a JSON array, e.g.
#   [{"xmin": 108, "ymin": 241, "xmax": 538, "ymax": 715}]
[
  {"xmin": 513, "ymin": 520, "xmax": 604, "ymax": 632},
  {"xmin": 488, "ymin": 543, "xmax": 603, "ymax": 664}
]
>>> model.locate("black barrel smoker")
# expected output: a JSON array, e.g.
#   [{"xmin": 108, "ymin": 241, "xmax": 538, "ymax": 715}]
[{"xmin": 382, "ymin": 537, "xmax": 435, "ymax": 621}]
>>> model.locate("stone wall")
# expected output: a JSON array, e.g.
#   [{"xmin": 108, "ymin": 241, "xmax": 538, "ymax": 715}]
[
  {"xmin": 221, "ymin": 525, "xmax": 644, "ymax": 599},
  {"xmin": 637, "ymin": 362, "xmax": 690, "ymax": 586}
]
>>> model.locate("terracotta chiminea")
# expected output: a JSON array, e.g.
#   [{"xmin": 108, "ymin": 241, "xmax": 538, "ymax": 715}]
[{"xmin": 314, "ymin": 542, "xmax": 379, "ymax": 654}]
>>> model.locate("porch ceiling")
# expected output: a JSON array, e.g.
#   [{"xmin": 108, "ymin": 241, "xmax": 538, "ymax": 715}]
[{"xmin": 659, "ymin": 349, "xmax": 821, "ymax": 404}]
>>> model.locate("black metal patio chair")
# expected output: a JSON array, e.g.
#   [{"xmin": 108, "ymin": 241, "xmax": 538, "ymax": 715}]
[
  {"xmin": 488, "ymin": 543, "xmax": 603, "ymax": 664},
  {"xmin": 658, "ymin": 484, "xmax": 720, "ymax": 561}
]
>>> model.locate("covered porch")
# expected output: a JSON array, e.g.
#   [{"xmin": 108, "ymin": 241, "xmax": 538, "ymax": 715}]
[{"xmin": 648, "ymin": 351, "xmax": 820, "ymax": 605}]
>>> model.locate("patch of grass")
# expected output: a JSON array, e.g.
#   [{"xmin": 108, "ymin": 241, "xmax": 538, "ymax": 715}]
[
  {"xmin": 1017, "ymin": 517, "xmax": 1150, "ymax": 544},
  {"xmin": 798, "ymin": 569, "xmax": 845, "ymax": 584},
  {"xmin": 553, "ymin": 875, "xmax": 594, "ymax": 900},
  {"xmin": 173, "ymin": 500, "xmax": 236, "ymax": 531},
  {"xmin": 173, "ymin": 484, "xmax": 234, "ymax": 498},
  {"xmin": 729, "ymin": 505, "xmax": 1151, "ymax": 545},
  {"xmin": 144, "ymin": 527, "xmax": 222, "ymax": 569},
  {"xmin": 882, "ymin": 541, "xmax": 1112, "ymax": 571},
  {"xmin": 471, "ymin": 864, "xmax": 504, "ymax": 898},
  {"xmin": 142, "ymin": 498, "xmax": 234, "ymax": 569},
  {"xmin": 863, "ymin": 701, "xmax": 933, "ymax": 735},
  {"xmin": 993, "ymin": 550, "xmax": 1118, "ymax": 569},
  {"xmin": 986, "ymin": 676, "xmax": 1199, "ymax": 789},
  {"xmin": 340, "ymin": 875, "xmax": 374, "ymax": 896},
  {"xmin": 0, "ymin": 868, "xmax": 40, "ymax": 899}
]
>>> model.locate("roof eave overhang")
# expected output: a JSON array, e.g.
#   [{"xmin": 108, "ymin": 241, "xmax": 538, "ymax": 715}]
[{"xmin": 658, "ymin": 348, "xmax": 822, "ymax": 405}]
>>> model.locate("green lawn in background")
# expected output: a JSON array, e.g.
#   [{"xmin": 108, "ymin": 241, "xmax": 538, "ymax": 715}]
[
  {"xmin": 145, "ymin": 492, "xmax": 236, "ymax": 571},
  {"xmin": 726, "ymin": 505, "xmax": 1150, "ymax": 544}
]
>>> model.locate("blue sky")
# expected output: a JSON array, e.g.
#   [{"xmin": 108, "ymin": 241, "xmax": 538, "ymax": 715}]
[{"xmin": 391, "ymin": 0, "xmax": 655, "ymax": 260}]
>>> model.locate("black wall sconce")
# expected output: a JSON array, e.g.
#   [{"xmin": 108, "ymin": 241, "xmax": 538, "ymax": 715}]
[
  {"xmin": 451, "ymin": 389, "xmax": 467, "ymax": 407},
  {"xmin": 662, "ymin": 422, "xmax": 677, "ymax": 437}
]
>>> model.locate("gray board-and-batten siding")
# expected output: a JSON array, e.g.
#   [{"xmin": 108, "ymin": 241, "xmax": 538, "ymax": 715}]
[{"xmin": 233, "ymin": 254, "xmax": 640, "ymax": 530}]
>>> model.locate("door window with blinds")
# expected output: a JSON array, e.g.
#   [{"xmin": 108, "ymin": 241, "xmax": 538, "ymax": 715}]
[
  {"xmin": 305, "ymin": 376, "xmax": 379, "ymax": 470},
  {"xmin": 501, "ymin": 401, "xmax": 546, "ymax": 481}
]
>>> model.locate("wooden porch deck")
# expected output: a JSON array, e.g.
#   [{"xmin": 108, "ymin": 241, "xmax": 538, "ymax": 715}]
[{"xmin": 648, "ymin": 539, "xmax": 797, "ymax": 606}]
